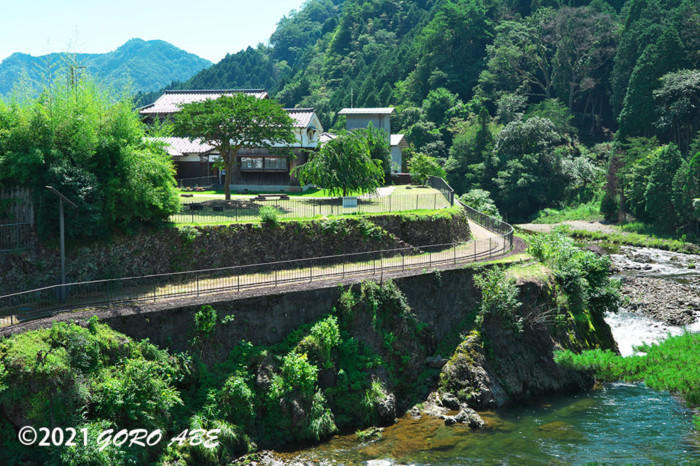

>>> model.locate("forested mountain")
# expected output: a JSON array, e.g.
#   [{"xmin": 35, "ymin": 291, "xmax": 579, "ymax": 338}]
[
  {"xmin": 143, "ymin": 0, "xmax": 700, "ymax": 227},
  {"xmin": 0, "ymin": 39, "xmax": 211, "ymax": 97}
]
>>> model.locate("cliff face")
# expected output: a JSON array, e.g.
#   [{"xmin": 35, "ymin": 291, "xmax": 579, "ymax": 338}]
[{"xmin": 436, "ymin": 277, "xmax": 614, "ymax": 414}]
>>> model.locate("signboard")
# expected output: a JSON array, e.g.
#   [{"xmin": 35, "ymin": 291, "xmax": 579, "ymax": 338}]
[{"xmin": 342, "ymin": 196, "xmax": 358, "ymax": 208}]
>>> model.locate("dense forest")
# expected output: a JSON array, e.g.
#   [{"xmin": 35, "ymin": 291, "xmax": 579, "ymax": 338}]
[{"xmin": 139, "ymin": 0, "xmax": 700, "ymax": 229}]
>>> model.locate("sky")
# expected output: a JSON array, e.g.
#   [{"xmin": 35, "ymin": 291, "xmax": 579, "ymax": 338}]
[{"xmin": 0, "ymin": 0, "xmax": 306, "ymax": 64}]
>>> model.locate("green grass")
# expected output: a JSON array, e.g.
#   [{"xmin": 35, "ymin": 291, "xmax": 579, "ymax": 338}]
[
  {"xmin": 532, "ymin": 200, "xmax": 603, "ymax": 224},
  {"xmin": 171, "ymin": 187, "xmax": 451, "ymax": 225},
  {"xmin": 177, "ymin": 184, "xmax": 429, "ymax": 198},
  {"xmin": 555, "ymin": 332, "xmax": 700, "ymax": 428}
]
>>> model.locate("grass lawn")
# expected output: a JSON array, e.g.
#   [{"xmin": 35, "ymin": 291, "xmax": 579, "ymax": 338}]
[
  {"xmin": 172, "ymin": 186, "xmax": 451, "ymax": 225},
  {"xmin": 532, "ymin": 199, "xmax": 603, "ymax": 224},
  {"xmin": 176, "ymin": 184, "xmax": 431, "ymax": 198}
]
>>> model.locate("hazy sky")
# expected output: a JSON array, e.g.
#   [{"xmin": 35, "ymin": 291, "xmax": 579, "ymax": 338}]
[{"xmin": 0, "ymin": 0, "xmax": 306, "ymax": 64}]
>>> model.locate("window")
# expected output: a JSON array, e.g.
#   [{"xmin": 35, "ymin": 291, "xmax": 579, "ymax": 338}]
[
  {"xmin": 240, "ymin": 157, "xmax": 263, "ymax": 170},
  {"xmin": 264, "ymin": 157, "xmax": 288, "ymax": 170},
  {"xmin": 239, "ymin": 157, "xmax": 288, "ymax": 170}
]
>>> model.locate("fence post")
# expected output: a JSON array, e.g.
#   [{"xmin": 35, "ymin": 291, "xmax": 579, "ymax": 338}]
[
  {"xmin": 275, "ymin": 269, "xmax": 278, "ymax": 286},
  {"xmin": 474, "ymin": 239, "xmax": 476, "ymax": 261},
  {"xmin": 310, "ymin": 263, "xmax": 313, "ymax": 282},
  {"xmin": 453, "ymin": 243, "xmax": 456, "ymax": 264},
  {"xmin": 342, "ymin": 260, "xmax": 345, "ymax": 279},
  {"xmin": 237, "ymin": 274, "xmax": 240, "ymax": 292},
  {"xmin": 196, "ymin": 274, "xmax": 200, "ymax": 297},
  {"xmin": 402, "ymin": 252, "xmax": 405, "ymax": 271},
  {"xmin": 416, "ymin": 194, "xmax": 419, "ymax": 210}
]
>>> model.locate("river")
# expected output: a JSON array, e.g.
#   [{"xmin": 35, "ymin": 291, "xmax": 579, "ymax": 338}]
[{"xmin": 277, "ymin": 245, "xmax": 700, "ymax": 464}]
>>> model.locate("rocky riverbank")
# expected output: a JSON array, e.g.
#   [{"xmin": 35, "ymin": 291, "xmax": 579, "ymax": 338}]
[{"xmin": 610, "ymin": 246, "xmax": 700, "ymax": 327}]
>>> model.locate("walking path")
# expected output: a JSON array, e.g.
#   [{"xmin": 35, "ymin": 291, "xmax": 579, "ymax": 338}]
[{"xmin": 0, "ymin": 210, "xmax": 518, "ymax": 330}]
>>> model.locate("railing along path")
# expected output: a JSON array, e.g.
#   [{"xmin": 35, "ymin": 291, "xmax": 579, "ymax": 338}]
[{"xmin": 0, "ymin": 190, "xmax": 513, "ymax": 328}]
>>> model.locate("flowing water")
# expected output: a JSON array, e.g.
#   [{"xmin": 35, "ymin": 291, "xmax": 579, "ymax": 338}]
[
  {"xmin": 280, "ymin": 383, "xmax": 699, "ymax": 464},
  {"xmin": 280, "ymin": 246, "xmax": 700, "ymax": 464}
]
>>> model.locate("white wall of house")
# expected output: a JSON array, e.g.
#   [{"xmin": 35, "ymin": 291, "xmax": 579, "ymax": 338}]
[
  {"xmin": 390, "ymin": 146, "xmax": 402, "ymax": 173},
  {"xmin": 345, "ymin": 115, "xmax": 391, "ymax": 140}
]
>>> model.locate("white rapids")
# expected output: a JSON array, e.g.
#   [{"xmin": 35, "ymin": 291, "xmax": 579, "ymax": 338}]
[{"xmin": 605, "ymin": 245, "xmax": 700, "ymax": 356}]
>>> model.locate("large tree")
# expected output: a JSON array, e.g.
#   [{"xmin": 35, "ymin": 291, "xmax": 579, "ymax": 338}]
[
  {"xmin": 294, "ymin": 132, "xmax": 384, "ymax": 197},
  {"xmin": 173, "ymin": 94, "xmax": 296, "ymax": 200}
]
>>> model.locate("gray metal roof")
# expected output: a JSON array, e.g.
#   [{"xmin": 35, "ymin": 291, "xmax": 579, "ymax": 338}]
[
  {"xmin": 337, "ymin": 107, "xmax": 394, "ymax": 115},
  {"xmin": 147, "ymin": 137, "xmax": 214, "ymax": 156},
  {"xmin": 390, "ymin": 134, "xmax": 405, "ymax": 146},
  {"xmin": 139, "ymin": 89, "xmax": 269, "ymax": 115}
]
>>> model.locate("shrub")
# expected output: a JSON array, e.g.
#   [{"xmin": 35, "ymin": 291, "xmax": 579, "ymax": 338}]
[
  {"xmin": 194, "ymin": 305, "xmax": 217, "ymax": 337},
  {"xmin": 473, "ymin": 267, "xmax": 522, "ymax": 332},
  {"xmin": 90, "ymin": 358, "xmax": 182, "ymax": 431},
  {"xmin": 259, "ymin": 206, "xmax": 280, "ymax": 226},
  {"xmin": 219, "ymin": 375, "xmax": 255, "ymax": 426},
  {"xmin": 459, "ymin": 189, "xmax": 501, "ymax": 219},
  {"xmin": 408, "ymin": 152, "xmax": 446, "ymax": 184}
]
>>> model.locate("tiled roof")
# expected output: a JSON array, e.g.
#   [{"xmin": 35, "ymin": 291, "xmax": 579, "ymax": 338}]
[
  {"xmin": 285, "ymin": 108, "xmax": 317, "ymax": 128},
  {"xmin": 147, "ymin": 137, "xmax": 214, "ymax": 156},
  {"xmin": 390, "ymin": 134, "xmax": 405, "ymax": 146},
  {"xmin": 338, "ymin": 107, "xmax": 394, "ymax": 115},
  {"xmin": 139, "ymin": 89, "xmax": 268, "ymax": 115}
]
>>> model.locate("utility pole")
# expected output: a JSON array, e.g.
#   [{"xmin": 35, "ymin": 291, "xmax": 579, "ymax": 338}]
[{"xmin": 45, "ymin": 186, "xmax": 77, "ymax": 303}]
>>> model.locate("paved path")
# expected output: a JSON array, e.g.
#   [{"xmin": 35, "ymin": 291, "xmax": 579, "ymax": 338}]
[
  {"xmin": 468, "ymin": 219, "xmax": 499, "ymax": 240},
  {"xmin": 1, "ymin": 213, "xmax": 518, "ymax": 330}
]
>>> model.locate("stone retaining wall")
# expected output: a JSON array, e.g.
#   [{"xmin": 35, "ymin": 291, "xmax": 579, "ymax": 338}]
[{"xmin": 1, "ymin": 209, "xmax": 469, "ymax": 295}]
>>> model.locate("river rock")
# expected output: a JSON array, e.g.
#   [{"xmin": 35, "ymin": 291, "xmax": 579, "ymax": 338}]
[
  {"xmin": 620, "ymin": 276, "xmax": 700, "ymax": 326},
  {"xmin": 376, "ymin": 392, "xmax": 397, "ymax": 426},
  {"xmin": 439, "ymin": 392, "xmax": 461, "ymax": 410}
]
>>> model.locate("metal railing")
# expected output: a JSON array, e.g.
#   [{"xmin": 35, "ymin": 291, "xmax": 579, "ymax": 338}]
[
  {"xmin": 427, "ymin": 176, "xmax": 454, "ymax": 205},
  {"xmin": 0, "ymin": 234, "xmax": 512, "ymax": 327},
  {"xmin": 171, "ymin": 192, "xmax": 451, "ymax": 224},
  {"xmin": 0, "ymin": 223, "xmax": 33, "ymax": 253},
  {"xmin": 461, "ymin": 203, "xmax": 514, "ymax": 250},
  {"xmin": 0, "ymin": 178, "xmax": 515, "ymax": 328}
]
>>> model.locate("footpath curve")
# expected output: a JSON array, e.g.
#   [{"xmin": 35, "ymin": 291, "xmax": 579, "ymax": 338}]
[{"xmin": 0, "ymin": 204, "xmax": 522, "ymax": 332}]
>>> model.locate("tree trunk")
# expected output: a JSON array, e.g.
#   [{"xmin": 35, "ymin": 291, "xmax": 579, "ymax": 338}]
[{"xmin": 224, "ymin": 147, "xmax": 232, "ymax": 201}]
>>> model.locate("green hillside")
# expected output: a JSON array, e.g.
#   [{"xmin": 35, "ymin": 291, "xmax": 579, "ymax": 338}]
[
  {"xmin": 0, "ymin": 38, "xmax": 211, "ymax": 97},
  {"xmin": 142, "ymin": 0, "xmax": 699, "ymax": 231}
]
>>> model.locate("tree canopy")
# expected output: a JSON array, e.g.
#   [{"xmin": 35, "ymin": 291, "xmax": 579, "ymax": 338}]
[
  {"xmin": 294, "ymin": 132, "xmax": 384, "ymax": 197},
  {"xmin": 173, "ymin": 94, "xmax": 296, "ymax": 199},
  {"xmin": 0, "ymin": 78, "xmax": 179, "ymax": 240}
]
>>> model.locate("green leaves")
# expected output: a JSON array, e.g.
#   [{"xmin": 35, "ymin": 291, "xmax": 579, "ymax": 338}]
[
  {"xmin": 555, "ymin": 332, "xmax": 700, "ymax": 408},
  {"xmin": 173, "ymin": 94, "xmax": 295, "ymax": 199},
  {"xmin": 294, "ymin": 131, "xmax": 384, "ymax": 197}
]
